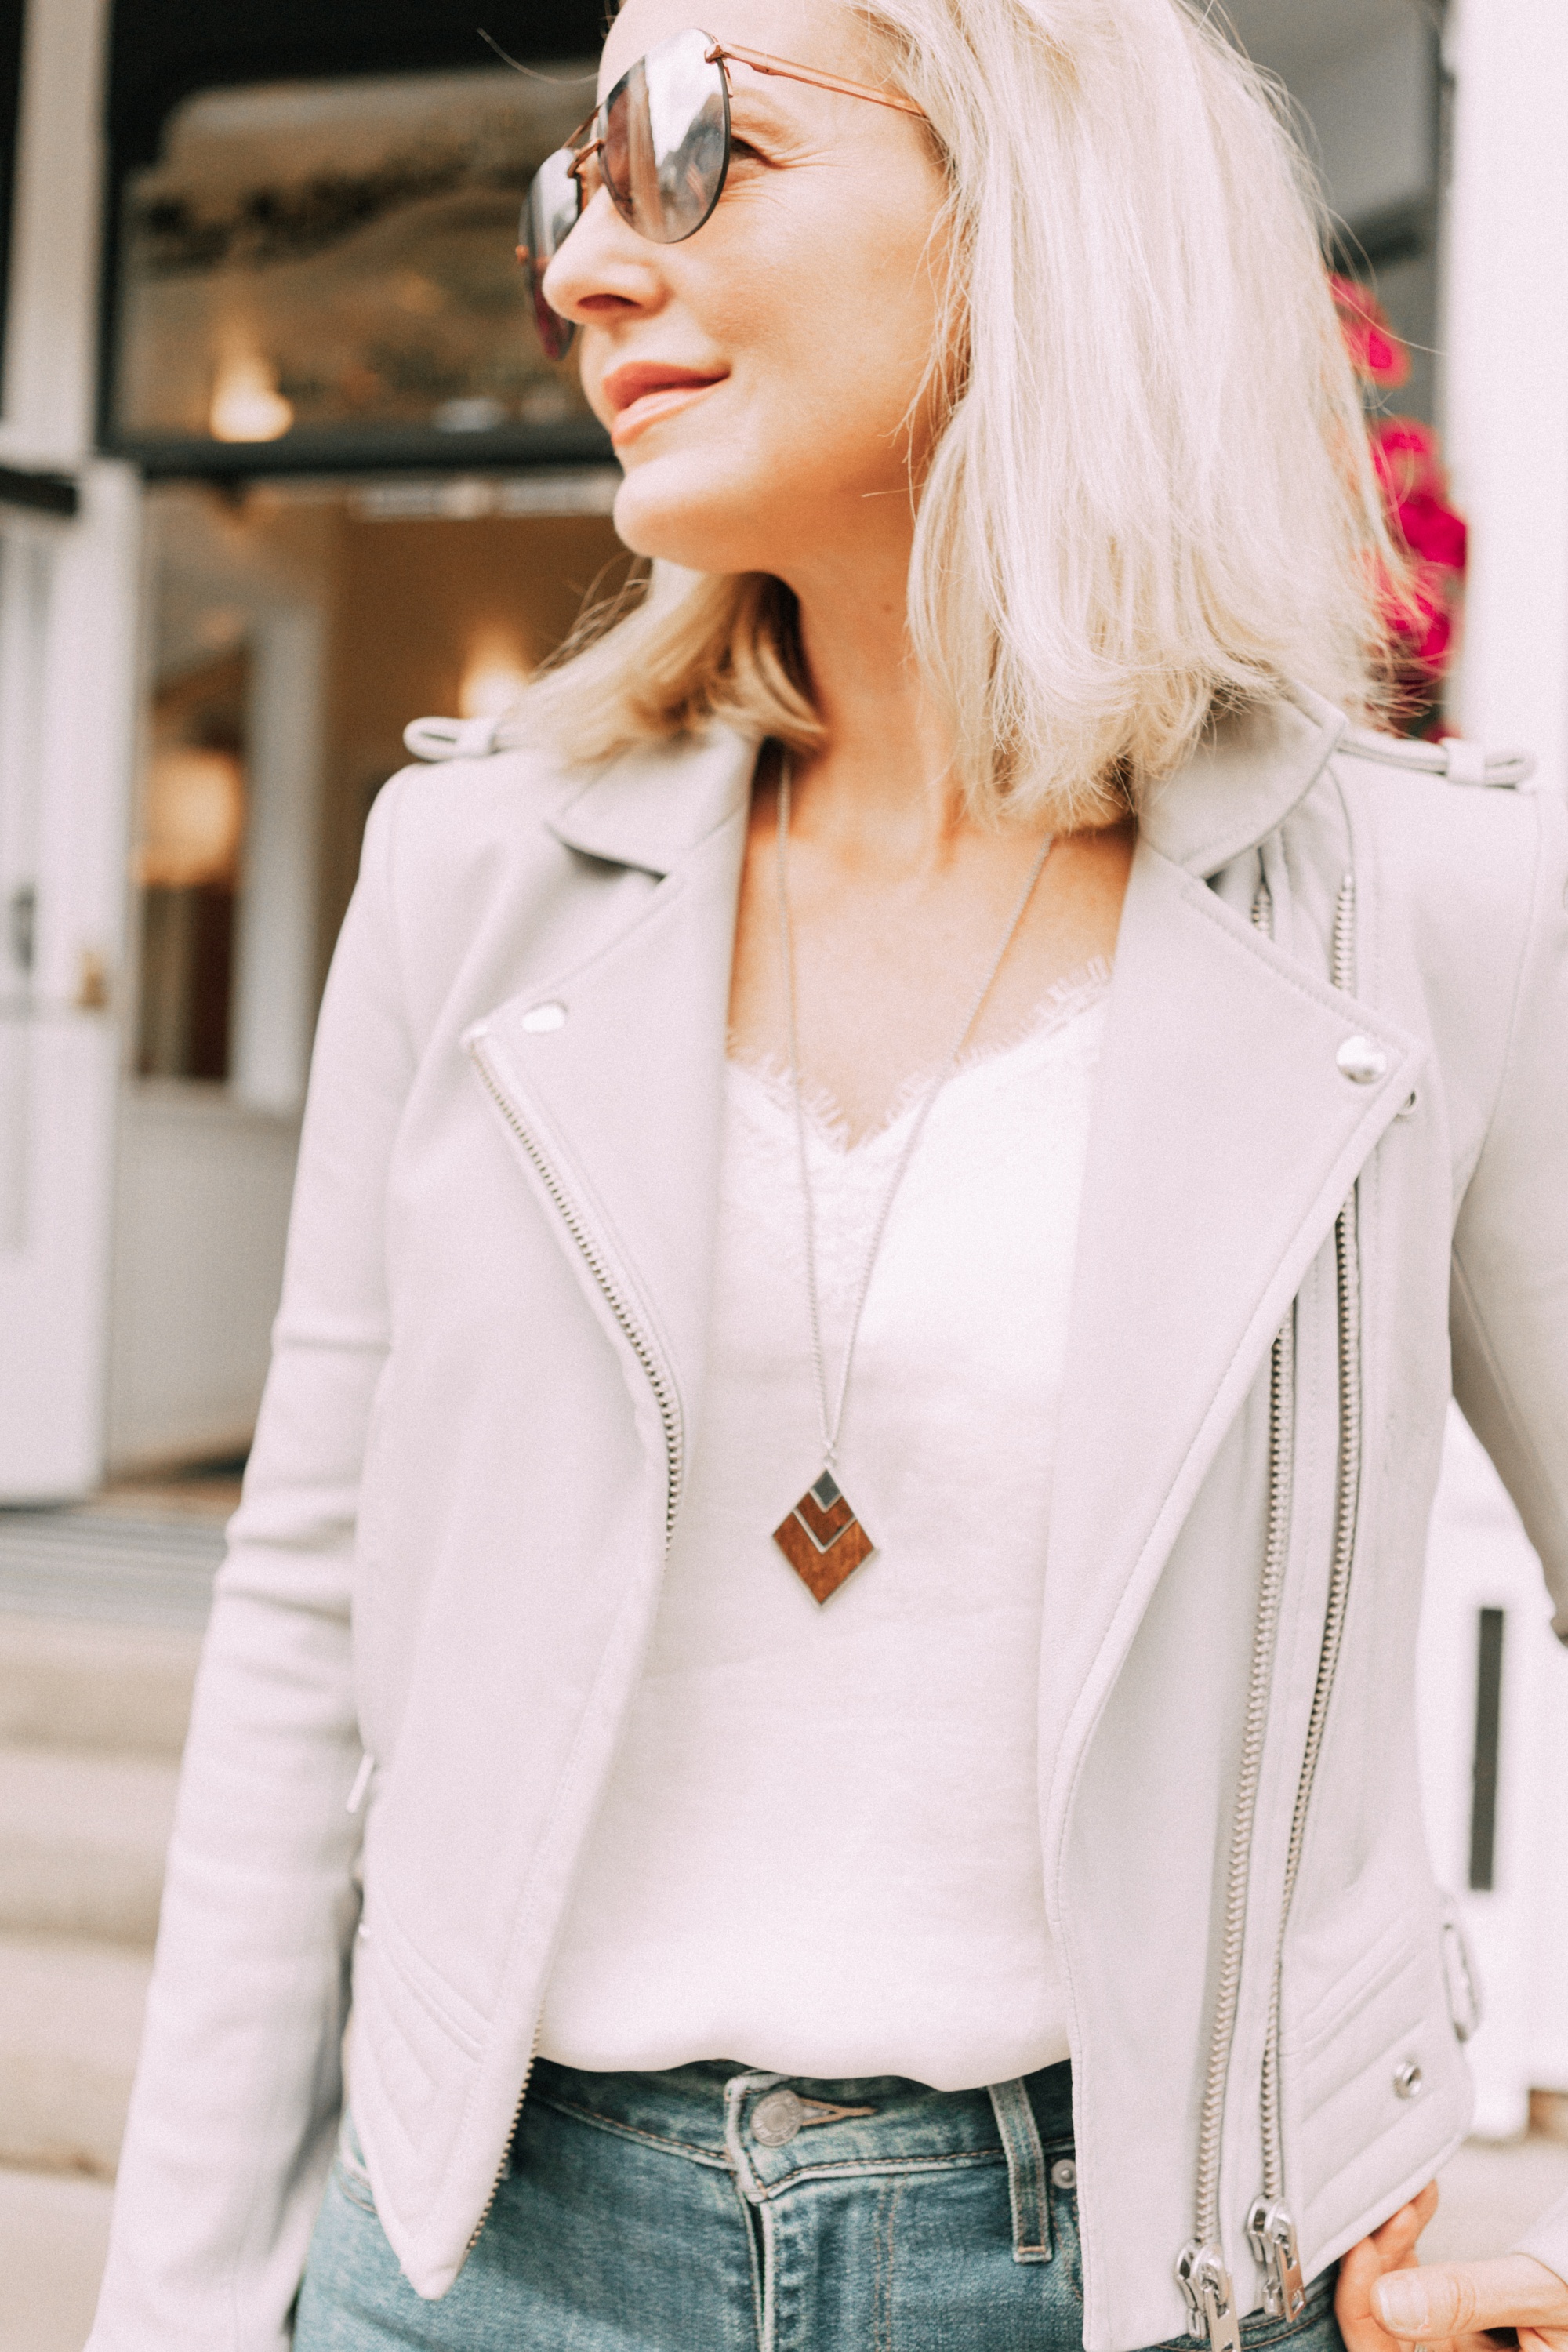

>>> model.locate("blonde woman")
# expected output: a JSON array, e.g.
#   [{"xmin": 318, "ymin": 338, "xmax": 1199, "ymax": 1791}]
[{"xmin": 89, "ymin": 3, "xmax": 1568, "ymax": 2350}]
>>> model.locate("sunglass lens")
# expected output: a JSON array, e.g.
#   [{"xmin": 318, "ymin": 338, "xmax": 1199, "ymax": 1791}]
[
  {"xmin": 521, "ymin": 147, "xmax": 582, "ymax": 360},
  {"xmin": 602, "ymin": 25, "xmax": 729, "ymax": 244}
]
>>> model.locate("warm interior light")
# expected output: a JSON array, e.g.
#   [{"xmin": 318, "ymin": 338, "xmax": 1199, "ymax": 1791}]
[
  {"xmin": 459, "ymin": 628, "xmax": 532, "ymax": 719},
  {"xmin": 140, "ymin": 746, "xmax": 246, "ymax": 889},
  {"xmin": 209, "ymin": 351, "xmax": 294, "ymax": 444}
]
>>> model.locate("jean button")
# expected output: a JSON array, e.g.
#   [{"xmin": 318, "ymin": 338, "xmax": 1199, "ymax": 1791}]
[
  {"xmin": 752, "ymin": 2089, "xmax": 805, "ymax": 2147},
  {"xmin": 1051, "ymin": 2158, "xmax": 1077, "ymax": 2189}
]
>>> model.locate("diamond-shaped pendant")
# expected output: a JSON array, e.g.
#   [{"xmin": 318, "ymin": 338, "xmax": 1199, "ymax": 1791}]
[{"xmin": 772, "ymin": 1469, "xmax": 876, "ymax": 1604}]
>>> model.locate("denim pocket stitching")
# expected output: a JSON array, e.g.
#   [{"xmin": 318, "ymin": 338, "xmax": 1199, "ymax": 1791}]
[
  {"xmin": 332, "ymin": 2157, "xmax": 379, "ymax": 2218},
  {"xmin": 750, "ymin": 2147, "xmax": 1005, "ymax": 2197},
  {"xmin": 532, "ymin": 2090, "xmax": 734, "ymax": 2169},
  {"xmin": 874, "ymin": 2176, "xmax": 904, "ymax": 2352}
]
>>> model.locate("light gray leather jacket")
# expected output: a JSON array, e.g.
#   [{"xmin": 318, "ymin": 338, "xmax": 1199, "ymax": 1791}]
[{"xmin": 89, "ymin": 687, "xmax": 1568, "ymax": 2351}]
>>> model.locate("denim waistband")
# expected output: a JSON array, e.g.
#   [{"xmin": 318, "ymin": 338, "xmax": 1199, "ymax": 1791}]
[{"xmin": 526, "ymin": 2055, "xmax": 1074, "ymax": 2258}]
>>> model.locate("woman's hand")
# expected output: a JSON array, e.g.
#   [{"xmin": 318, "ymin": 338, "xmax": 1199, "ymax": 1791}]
[{"xmin": 1336, "ymin": 2183, "xmax": 1568, "ymax": 2352}]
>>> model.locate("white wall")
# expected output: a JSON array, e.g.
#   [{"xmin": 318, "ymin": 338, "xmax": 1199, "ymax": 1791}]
[
  {"xmin": 1443, "ymin": 0, "xmax": 1568, "ymax": 787},
  {"xmin": 1426, "ymin": 0, "xmax": 1568, "ymax": 2133}
]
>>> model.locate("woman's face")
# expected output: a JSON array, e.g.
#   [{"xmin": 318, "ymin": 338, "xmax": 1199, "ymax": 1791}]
[{"xmin": 543, "ymin": 0, "xmax": 951, "ymax": 583}]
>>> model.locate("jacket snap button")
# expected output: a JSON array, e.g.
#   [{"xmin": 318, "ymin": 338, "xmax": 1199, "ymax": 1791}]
[
  {"xmin": 752, "ymin": 2089, "xmax": 804, "ymax": 2147},
  {"xmin": 521, "ymin": 1000, "xmax": 568, "ymax": 1033},
  {"xmin": 1337, "ymin": 1035, "xmax": 1387, "ymax": 1084},
  {"xmin": 1051, "ymin": 2158, "xmax": 1078, "ymax": 2190},
  {"xmin": 1394, "ymin": 2060, "xmax": 1424, "ymax": 2100}
]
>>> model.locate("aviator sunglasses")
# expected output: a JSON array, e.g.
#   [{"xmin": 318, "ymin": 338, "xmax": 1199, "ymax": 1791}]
[{"xmin": 518, "ymin": 24, "xmax": 927, "ymax": 359}]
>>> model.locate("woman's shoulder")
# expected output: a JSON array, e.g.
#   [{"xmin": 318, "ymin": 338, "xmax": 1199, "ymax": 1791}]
[
  {"xmin": 372, "ymin": 717, "xmax": 593, "ymax": 859},
  {"xmin": 1318, "ymin": 727, "xmax": 1566, "ymax": 1098},
  {"xmin": 368, "ymin": 715, "xmax": 753, "ymax": 882},
  {"xmin": 1327, "ymin": 720, "xmax": 1563, "ymax": 934}
]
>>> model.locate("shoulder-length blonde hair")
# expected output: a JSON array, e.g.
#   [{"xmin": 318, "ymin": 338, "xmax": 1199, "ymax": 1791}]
[{"xmin": 508, "ymin": 0, "xmax": 1399, "ymax": 827}]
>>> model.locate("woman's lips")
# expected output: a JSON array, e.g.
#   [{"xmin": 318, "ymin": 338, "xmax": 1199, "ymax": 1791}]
[{"xmin": 602, "ymin": 364, "xmax": 727, "ymax": 448}]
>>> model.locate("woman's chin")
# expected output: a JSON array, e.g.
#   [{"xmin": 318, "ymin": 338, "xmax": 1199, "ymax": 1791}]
[{"xmin": 611, "ymin": 466, "xmax": 781, "ymax": 578}]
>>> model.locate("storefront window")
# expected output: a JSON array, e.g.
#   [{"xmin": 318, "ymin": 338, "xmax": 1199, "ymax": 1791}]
[{"xmin": 110, "ymin": 67, "xmax": 599, "ymax": 466}]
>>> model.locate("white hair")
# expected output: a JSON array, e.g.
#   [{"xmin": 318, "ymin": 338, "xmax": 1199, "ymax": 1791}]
[{"xmin": 507, "ymin": 0, "xmax": 1401, "ymax": 826}]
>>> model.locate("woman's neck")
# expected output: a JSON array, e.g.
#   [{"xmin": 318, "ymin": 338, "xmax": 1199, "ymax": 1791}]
[{"xmin": 786, "ymin": 541, "xmax": 966, "ymax": 869}]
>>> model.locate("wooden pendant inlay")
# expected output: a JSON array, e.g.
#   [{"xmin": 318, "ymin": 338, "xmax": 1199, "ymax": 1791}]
[{"xmin": 772, "ymin": 1469, "xmax": 876, "ymax": 1604}]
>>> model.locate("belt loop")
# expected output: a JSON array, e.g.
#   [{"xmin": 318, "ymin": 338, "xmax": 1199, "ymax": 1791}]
[{"xmin": 987, "ymin": 2079, "xmax": 1052, "ymax": 2263}]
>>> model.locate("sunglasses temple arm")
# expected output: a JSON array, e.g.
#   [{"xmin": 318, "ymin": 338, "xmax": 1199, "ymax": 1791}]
[{"xmin": 706, "ymin": 40, "xmax": 927, "ymax": 119}]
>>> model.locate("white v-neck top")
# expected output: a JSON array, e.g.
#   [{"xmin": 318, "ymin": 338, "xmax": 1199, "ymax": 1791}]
[{"xmin": 538, "ymin": 968, "xmax": 1109, "ymax": 2090}]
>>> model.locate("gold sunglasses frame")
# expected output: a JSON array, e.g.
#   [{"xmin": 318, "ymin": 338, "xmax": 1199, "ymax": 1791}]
[{"xmin": 560, "ymin": 36, "xmax": 927, "ymax": 192}]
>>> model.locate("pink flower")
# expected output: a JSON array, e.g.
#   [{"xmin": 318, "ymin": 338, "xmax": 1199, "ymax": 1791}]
[
  {"xmin": 1331, "ymin": 274, "xmax": 1411, "ymax": 389},
  {"xmin": 1371, "ymin": 419, "xmax": 1443, "ymax": 500},
  {"xmin": 1391, "ymin": 488, "xmax": 1468, "ymax": 575}
]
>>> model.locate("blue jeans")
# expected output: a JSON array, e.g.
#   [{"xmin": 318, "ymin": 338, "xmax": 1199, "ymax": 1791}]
[{"xmin": 294, "ymin": 2057, "xmax": 1344, "ymax": 2352}]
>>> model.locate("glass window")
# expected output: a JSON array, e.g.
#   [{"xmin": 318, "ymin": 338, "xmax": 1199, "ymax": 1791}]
[{"xmin": 111, "ymin": 66, "xmax": 600, "ymax": 465}]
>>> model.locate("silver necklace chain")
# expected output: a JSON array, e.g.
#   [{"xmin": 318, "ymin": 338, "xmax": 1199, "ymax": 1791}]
[{"xmin": 775, "ymin": 755, "xmax": 1055, "ymax": 1470}]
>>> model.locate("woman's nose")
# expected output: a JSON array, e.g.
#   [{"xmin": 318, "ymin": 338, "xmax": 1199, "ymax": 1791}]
[{"xmin": 542, "ymin": 186, "xmax": 667, "ymax": 333}]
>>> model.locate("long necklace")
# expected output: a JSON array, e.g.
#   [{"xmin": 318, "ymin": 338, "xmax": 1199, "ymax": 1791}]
[{"xmin": 770, "ymin": 757, "xmax": 1055, "ymax": 1602}]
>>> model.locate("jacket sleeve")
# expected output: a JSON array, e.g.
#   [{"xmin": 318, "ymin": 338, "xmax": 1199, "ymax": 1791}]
[
  {"xmin": 1448, "ymin": 785, "xmax": 1568, "ymax": 2291},
  {"xmin": 88, "ymin": 778, "xmax": 417, "ymax": 2351}
]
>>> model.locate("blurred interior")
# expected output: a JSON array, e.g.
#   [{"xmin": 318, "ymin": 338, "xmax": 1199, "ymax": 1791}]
[{"xmin": 111, "ymin": 477, "xmax": 630, "ymax": 1469}]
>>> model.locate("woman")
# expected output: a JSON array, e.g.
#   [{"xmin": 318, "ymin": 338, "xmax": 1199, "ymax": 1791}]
[{"xmin": 89, "ymin": 2, "xmax": 1568, "ymax": 2349}]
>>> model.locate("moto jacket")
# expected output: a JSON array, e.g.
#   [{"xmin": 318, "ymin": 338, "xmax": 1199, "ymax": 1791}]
[{"xmin": 89, "ymin": 684, "xmax": 1568, "ymax": 2351}]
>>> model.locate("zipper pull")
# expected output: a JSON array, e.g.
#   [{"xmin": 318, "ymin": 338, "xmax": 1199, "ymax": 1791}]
[
  {"xmin": 1178, "ymin": 2242, "xmax": 1243, "ymax": 2352},
  {"xmin": 1247, "ymin": 2199, "xmax": 1305, "ymax": 2321}
]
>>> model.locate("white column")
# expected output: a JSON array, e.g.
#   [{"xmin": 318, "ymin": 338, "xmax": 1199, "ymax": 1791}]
[
  {"xmin": 1442, "ymin": 0, "xmax": 1568, "ymax": 789},
  {"xmin": 0, "ymin": 0, "xmax": 111, "ymax": 463},
  {"xmin": 1434, "ymin": 0, "xmax": 1568, "ymax": 2129}
]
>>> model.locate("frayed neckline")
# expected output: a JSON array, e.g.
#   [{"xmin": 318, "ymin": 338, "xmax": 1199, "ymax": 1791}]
[{"xmin": 728, "ymin": 956, "xmax": 1112, "ymax": 1156}]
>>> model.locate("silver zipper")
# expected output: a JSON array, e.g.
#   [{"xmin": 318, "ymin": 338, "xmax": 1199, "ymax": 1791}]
[
  {"xmin": 459, "ymin": 1031, "xmax": 688, "ymax": 2248},
  {"xmin": 466, "ymin": 1033, "xmax": 686, "ymax": 1543},
  {"xmin": 1179, "ymin": 884, "xmax": 1296, "ymax": 2352},
  {"xmin": 1246, "ymin": 875, "xmax": 1363, "ymax": 2316},
  {"xmin": 465, "ymin": 2020, "xmax": 542, "ymax": 2252}
]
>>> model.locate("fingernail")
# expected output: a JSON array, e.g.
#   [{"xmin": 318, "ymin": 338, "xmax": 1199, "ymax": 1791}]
[{"xmin": 1376, "ymin": 2278, "xmax": 1429, "ymax": 2332}]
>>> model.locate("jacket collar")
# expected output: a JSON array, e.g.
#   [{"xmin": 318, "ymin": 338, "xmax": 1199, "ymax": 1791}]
[
  {"xmin": 546, "ymin": 724, "xmax": 760, "ymax": 877},
  {"xmin": 540, "ymin": 679, "xmax": 1343, "ymax": 882},
  {"xmin": 1139, "ymin": 681, "xmax": 1345, "ymax": 874}
]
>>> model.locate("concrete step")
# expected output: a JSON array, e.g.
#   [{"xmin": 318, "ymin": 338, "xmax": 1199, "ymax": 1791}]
[
  {"xmin": 0, "ymin": 1510, "xmax": 221, "ymax": 1631},
  {"xmin": 0, "ymin": 1746, "xmax": 177, "ymax": 1945},
  {"xmin": 0, "ymin": 2165, "xmax": 116, "ymax": 2352},
  {"xmin": 0, "ymin": 1616, "xmax": 198, "ymax": 1759},
  {"xmin": 0, "ymin": 1931, "xmax": 149, "ymax": 2176}
]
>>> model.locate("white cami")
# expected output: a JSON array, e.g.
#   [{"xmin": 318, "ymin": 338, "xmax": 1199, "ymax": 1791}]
[{"xmin": 539, "ymin": 967, "xmax": 1109, "ymax": 2090}]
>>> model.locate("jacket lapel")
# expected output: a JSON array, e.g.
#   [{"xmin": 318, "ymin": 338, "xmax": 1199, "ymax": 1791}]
[
  {"xmin": 1037, "ymin": 830, "xmax": 1420, "ymax": 1842},
  {"xmin": 463, "ymin": 727, "xmax": 757, "ymax": 1486}
]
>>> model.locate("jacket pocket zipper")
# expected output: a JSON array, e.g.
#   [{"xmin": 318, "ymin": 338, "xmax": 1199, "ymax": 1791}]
[
  {"xmin": 467, "ymin": 1034, "xmax": 686, "ymax": 1544},
  {"xmin": 1246, "ymin": 875, "xmax": 1364, "ymax": 2319},
  {"xmin": 1180, "ymin": 877, "xmax": 1363, "ymax": 2348},
  {"xmin": 1178, "ymin": 1311, "xmax": 1296, "ymax": 2352},
  {"xmin": 458, "ymin": 1032, "xmax": 687, "ymax": 2251}
]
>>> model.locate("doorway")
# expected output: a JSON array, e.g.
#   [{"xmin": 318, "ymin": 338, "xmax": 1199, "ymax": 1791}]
[{"xmin": 108, "ymin": 468, "xmax": 630, "ymax": 1471}]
